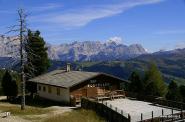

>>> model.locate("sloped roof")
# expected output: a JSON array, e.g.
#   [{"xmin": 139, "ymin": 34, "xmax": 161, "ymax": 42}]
[{"xmin": 29, "ymin": 70, "xmax": 129, "ymax": 88}]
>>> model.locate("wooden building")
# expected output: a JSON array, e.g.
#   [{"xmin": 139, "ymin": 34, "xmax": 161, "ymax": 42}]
[{"xmin": 29, "ymin": 65, "xmax": 129, "ymax": 104}]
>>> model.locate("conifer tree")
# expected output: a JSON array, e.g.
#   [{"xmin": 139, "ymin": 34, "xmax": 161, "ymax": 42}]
[
  {"xmin": 144, "ymin": 63, "xmax": 167, "ymax": 96},
  {"xmin": 1, "ymin": 70, "xmax": 18, "ymax": 100},
  {"xmin": 179, "ymin": 85, "xmax": 185, "ymax": 102},
  {"xmin": 25, "ymin": 30, "xmax": 50, "ymax": 95},
  {"xmin": 128, "ymin": 71, "xmax": 144, "ymax": 94},
  {"xmin": 25, "ymin": 30, "xmax": 50, "ymax": 77},
  {"xmin": 166, "ymin": 81, "xmax": 182, "ymax": 101}
]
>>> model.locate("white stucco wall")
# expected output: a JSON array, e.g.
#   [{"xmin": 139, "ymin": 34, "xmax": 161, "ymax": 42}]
[{"xmin": 37, "ymin": 84, "xmax": 70, "ymax": 103}]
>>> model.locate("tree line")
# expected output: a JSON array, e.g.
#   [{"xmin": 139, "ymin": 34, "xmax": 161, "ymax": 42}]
[{"xmin": 128, "ymin": 63, "xmax": 185, "ymax": 102}]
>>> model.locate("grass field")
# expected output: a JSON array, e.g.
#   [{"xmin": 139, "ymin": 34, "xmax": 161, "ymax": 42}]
[
  {"xmin": 0, "ymin": 103, "xmax": 51, "ymax": 116},
  {"xmin": 44, "ymin": 109, "xmax": 105, "ymax": 122},
  {"xmin": 0, "ymin": 99, "xmax": 104, "ymax": 122}
]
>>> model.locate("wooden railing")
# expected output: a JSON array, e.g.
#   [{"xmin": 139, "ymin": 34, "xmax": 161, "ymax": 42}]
[
  {"xmin": 95, "ymin": 90, "xmax": 125, "ymax": 102},
  {"xmin": 125, "ymin": 91, "xmax": 185, "ymax": 110}
]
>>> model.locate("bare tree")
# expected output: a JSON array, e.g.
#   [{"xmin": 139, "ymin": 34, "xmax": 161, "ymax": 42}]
[
  {"xmin": 18, "ymin": 9, "xmax": 26, "ymax": 110},
  {"xmin": 4, "ymin": 9, "xmax": 28, "ymax": 110},
  {"xmin": 1, "ymin": 8, "xmax": 40, "ymax": 110}
]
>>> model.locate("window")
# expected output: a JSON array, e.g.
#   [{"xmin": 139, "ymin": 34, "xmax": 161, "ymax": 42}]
[
  {"xmin": 57, "ymin": 88, "xmax": 60, "ymax": 96},
  {"xmin": 38, "ymin": 86, "xmax": 41, "ymax": 91},
  {"xmin": 48, "ymin": 86, "xmax": 51, "ymax": 93},
  {"xmin": 43, "ymin": 86, "xmax": 46, "ymax": 92}
]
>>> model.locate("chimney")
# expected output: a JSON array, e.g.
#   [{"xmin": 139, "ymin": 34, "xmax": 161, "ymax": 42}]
[{"xmin": 66, "ymin": 63, "xmax": 71, "ymax": 72}]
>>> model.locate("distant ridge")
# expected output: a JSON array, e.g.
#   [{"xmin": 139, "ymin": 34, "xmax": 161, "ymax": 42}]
[
  {"xmin": 47, "ymin": 41, "xmax": 147, "ymax": 61},
  {"xmin": 0, "ymin": 35, "xmax": 147, "ymax": 61}
]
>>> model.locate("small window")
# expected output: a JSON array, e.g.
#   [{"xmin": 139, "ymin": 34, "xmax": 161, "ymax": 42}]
[
  {"xmin": 48, "ymin": 86, "xmax": 51, "ymax": 93},
  {"xmin": 43, "ymin": 86, "xmax": 46, "ymax": 92},
  {"xmin": 38, "ymin": 86, "xmax": 41, "ymax": 91},
  {"xmin": 57, "ymin": 88, "xmax": 60, "ymax": 96}
]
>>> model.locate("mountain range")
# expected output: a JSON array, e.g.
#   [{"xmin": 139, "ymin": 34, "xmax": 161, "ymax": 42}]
[
  {"xmin": 0, "ymin": 35, "xmax": 147, "ymax": 61},
  {"xmin": 47, "ymin": 40, "xmax": 147, "ymax": 61}
]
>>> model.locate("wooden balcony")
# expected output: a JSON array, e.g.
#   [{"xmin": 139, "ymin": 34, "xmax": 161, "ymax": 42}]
[{"xmin": 95, "ymin": 90, "xmax": 125, "ymax": 102}]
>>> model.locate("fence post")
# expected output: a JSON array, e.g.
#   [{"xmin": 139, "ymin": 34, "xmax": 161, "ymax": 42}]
[
  {"xmin": 152, "ymin": 111, "xmax": 153, "ymax": 121},
  {"xmin": 172, "ymin": 108, "xmax": 173, "ymax": 122},
  {"xmin": 181, "ymin": 109, "xmax": 183, "ymax": 119},
  {"xmin": 128, "ymin": 114, "xmax": 131, "ymax": 122},
  {"xmin": 141, "ymin": 113, "xmax": 143, "ymax": 121},
  {"xmin": 121, "ymin": 110, "xmax": 123, "ymax": 115},
  {"xmin": 115, "ymin": 107, "xmax": 117, "ymax": 112},
  {"xmin": 162, "ymin": 109, "xmax": 164, "ymax": 122},
  {"xmin": 181, "ymin": 104, "xmax": 183, "ymax": 111}
]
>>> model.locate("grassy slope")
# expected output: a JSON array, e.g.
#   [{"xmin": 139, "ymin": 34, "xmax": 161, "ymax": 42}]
[
  {"xmin": 0, "ymin": 101, "xmax": 104, "ymax": 122},
  {"xmin": 44, "ymin": 109, "xmax": 105, "ymax": 122}
]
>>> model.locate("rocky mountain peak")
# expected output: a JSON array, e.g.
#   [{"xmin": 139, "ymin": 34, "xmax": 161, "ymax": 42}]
[
  {"xmin": 0, "ymin": 36, "xmax": 147, "ymax": 61},
  {"xmin": 47, "ymin": 41, "xmax": 147, "ymax": 61}
]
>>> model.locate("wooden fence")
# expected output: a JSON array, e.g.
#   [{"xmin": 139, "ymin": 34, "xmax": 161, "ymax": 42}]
[
  {"xmin": 81, "ymin": 97, "xmax": 130, "ymax": 122},
  {"xmin": 81, "ymin": 92, "xmax": 185, "ymax": 122},
  {"xmin": 122, "ymin": 107, "xmax": 185, "ymax": 122},
  {"xmin": 125, "ymin": 91, "xmax": 185, "ymax": 121},
  {"xmin": 137, "ymin": 109, "xmax": 185, "ymax": 122},
  {"xmin": 125, "ymin": 91, "xmax": 185, "ymax": 110}
]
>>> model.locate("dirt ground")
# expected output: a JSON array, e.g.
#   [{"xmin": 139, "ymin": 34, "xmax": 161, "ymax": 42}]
[{"xmin": 0, "ymin": 96, "xmax": 76, "ymax": 122}]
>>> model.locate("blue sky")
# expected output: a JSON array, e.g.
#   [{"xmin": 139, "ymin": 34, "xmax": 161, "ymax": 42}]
[{"xmin": 0, "ymin": 0, "xmax": 185, "ymax": 52}]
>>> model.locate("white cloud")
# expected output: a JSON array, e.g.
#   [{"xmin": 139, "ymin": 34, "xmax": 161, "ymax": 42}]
[
  {"xmin": 29, "ymin": 3, "xmax": 63, "ymax": 12},
  {"xmin": 107, "ymin": 36, "xmax": 123, "ymax": 44},
  {"xmin": 30, "ymin": 0, "xmax": 164, "ymax": 28},
  {"xmin": 175, "ymin": 42, "xmax": 185, "ymax": 49}
]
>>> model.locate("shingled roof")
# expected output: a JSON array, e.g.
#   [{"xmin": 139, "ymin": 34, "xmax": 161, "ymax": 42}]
[{"xmin": 29, "ymin": 70, "xmax": 129, "ymax": 88}]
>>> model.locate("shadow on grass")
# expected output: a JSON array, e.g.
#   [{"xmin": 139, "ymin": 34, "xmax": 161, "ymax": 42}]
[{"xmin": 0, "ymin": 95, "xmax": 72, "ymax": 108}]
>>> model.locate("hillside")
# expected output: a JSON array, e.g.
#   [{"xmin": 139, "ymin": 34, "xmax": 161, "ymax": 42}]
[
  {"xmin": 48, "ymin": 48, "xmax": 185, "ymax": 85},
  {"xmin": 74, "ymin": 61, "xmax": 185, "ymax": 85},
  {"xmin": 132, "ymin": 48, "xmax": 185, "ymax": 79}
]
